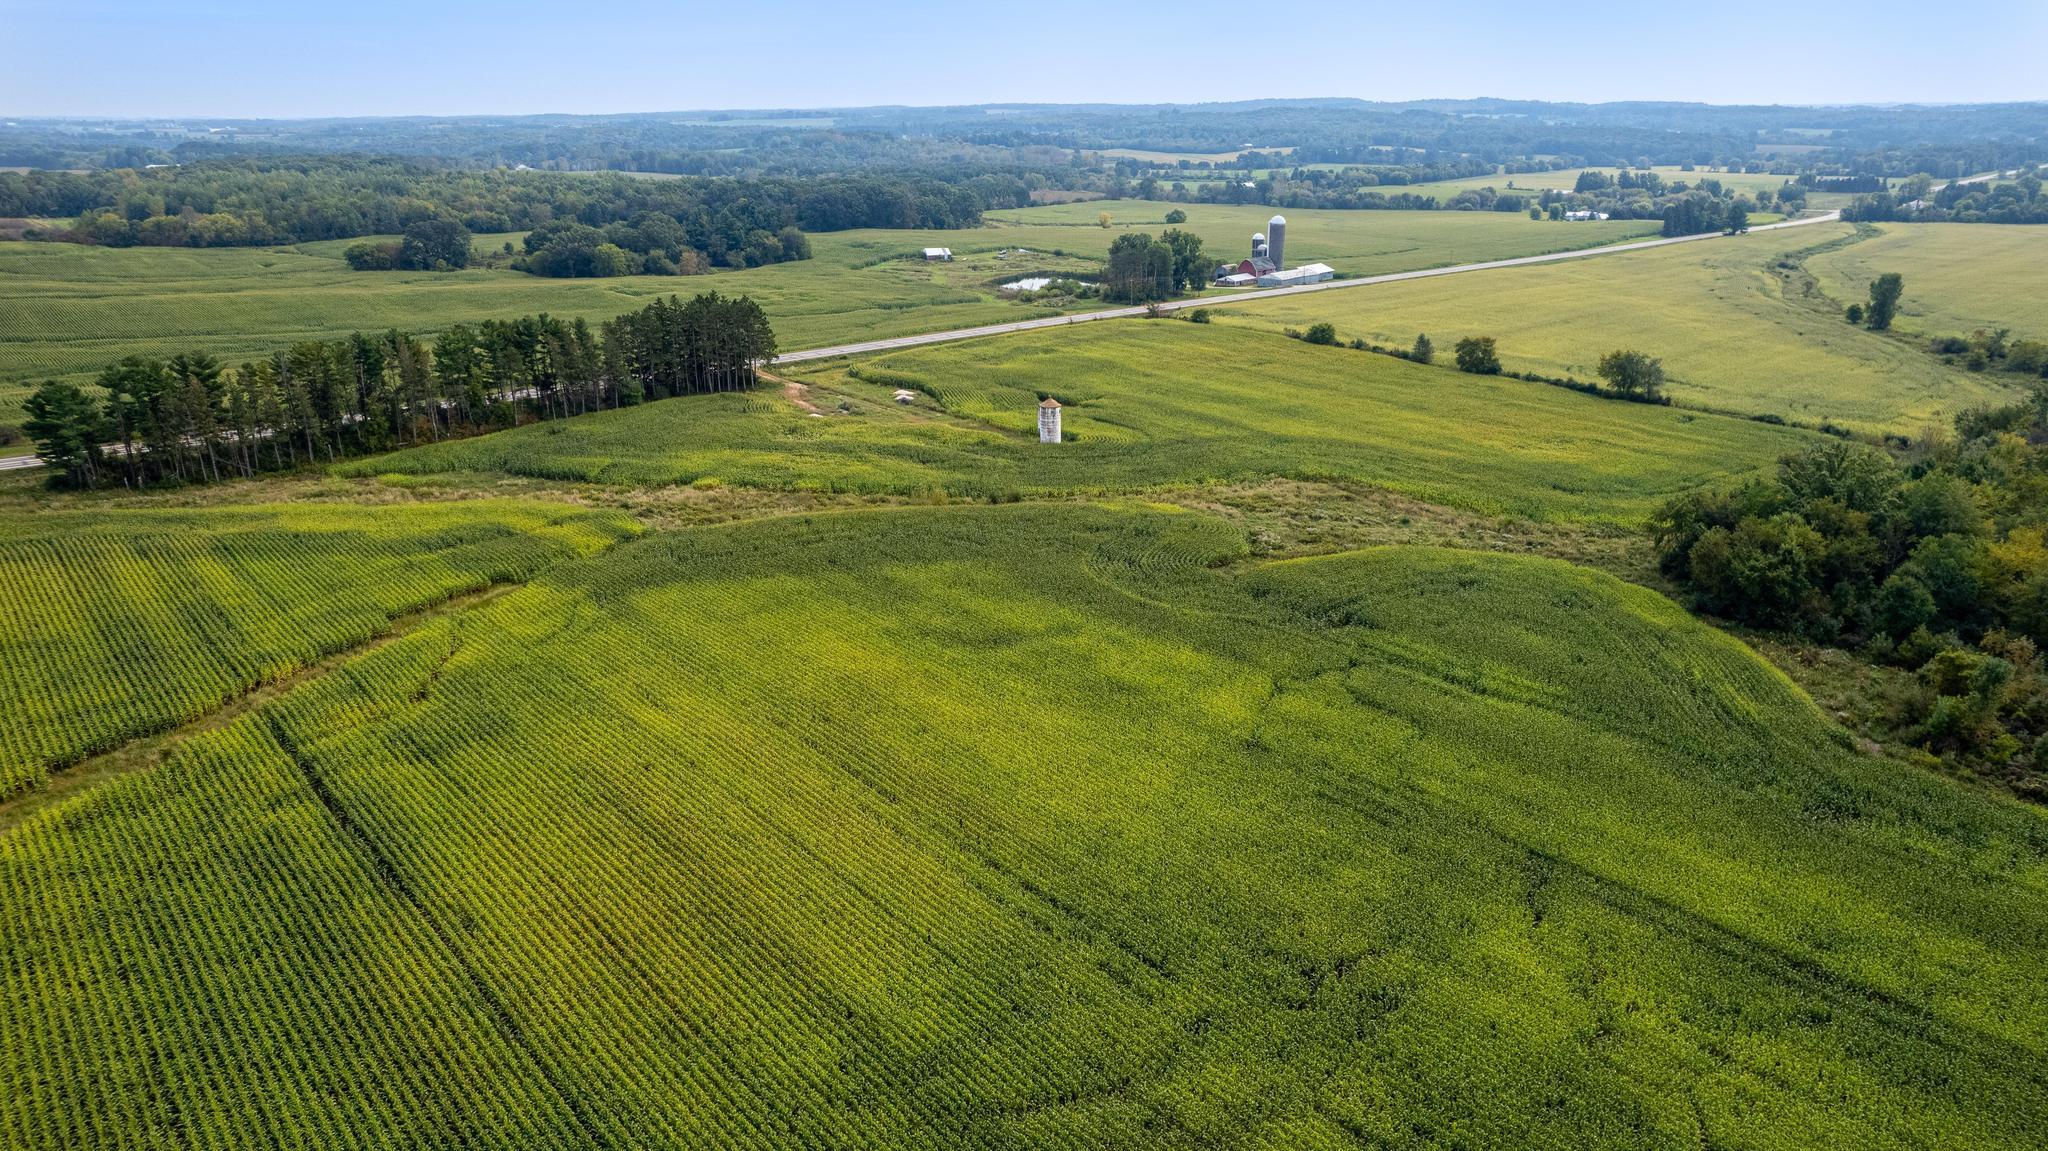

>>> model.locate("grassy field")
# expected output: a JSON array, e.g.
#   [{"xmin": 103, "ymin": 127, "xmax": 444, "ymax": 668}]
[
  {"xmin": 1209, "ymin": 166, "xmax": 1858, "ymax": 210},
  {"xmin": 0, "ymin": 204, "xmax": 1656, "ymax": 427},
  {"xmin": 1381, "ymin": 166, "xmax": 1801, "ymax": 200},
  {"xmin": 1804, "ymin": 222, "xmax": 2048, "ymax": 339},
  {"xmin": 981, "ymin": 199, "xmax": 1656, "ymax": 265},
  {"xmin": 0, "ymin": 499, "xmax": 636, "ymax": 800},
  {"xmin": 347, "ymin": 321, "xmax": 1813, "ymax": 524},
  {"xmin": 1211, "ymin": 223, "xmax": 2017, "ymax": 433},
  {"xmin": 4, "ymin": 501, "xmax": 2045, "ymax": 1147}
]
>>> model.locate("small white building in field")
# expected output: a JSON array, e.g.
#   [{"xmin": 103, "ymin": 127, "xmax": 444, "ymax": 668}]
[
  {"xmin": 1038, "ymin": 398, "xmax": 1062, "ymax": 443},
  {"xmin": 922, "ymin": 247, "xmax": 953, "ymax": 261}
]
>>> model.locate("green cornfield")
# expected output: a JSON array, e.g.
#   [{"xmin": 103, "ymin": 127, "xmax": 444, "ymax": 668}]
[
  {"xmin": 0, "ymin": 500, "xmax": 638, "ymax": 799},
  {"xmin": 3, "ymin": 503, "xmax": 2044, "ymax": 1147}
]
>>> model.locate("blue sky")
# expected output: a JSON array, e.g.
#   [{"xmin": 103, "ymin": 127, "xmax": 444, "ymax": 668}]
[{"xmin": 6, "ymin": 1, "xmax": 2044, "ymax": 117}]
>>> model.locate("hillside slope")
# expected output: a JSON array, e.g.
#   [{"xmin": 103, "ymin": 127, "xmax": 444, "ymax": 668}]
[{"xmin": 4, "ymin": 503, "xmax": 2044, "ymax": 1148}]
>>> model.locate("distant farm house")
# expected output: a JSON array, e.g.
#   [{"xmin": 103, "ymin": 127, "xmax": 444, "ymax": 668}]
[
  {"xmin": 1038, "ymin": 397, "xmax": 1062, "ymax": 444},
  {"xmin": 892, "ymin": 389, "xmax": 917, "ymax": 405},
  {"xmin": 1564, "ymin": 210, "xmax": 1611, "ymax": 221},
  {"xmin": 922, "ymin": 247, "xmax": 953, "ymax": 261}
]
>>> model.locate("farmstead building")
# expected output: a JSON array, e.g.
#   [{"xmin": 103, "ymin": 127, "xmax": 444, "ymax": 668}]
[{"xmin": 1216, "ymin": 214, "xmax": 1328, "ymax": 285}]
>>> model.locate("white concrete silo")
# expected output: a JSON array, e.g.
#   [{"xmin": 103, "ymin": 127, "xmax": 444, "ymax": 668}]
[{"xmin": 1038, "ymin": 397, "xmax": 1062, "ymax": 444}]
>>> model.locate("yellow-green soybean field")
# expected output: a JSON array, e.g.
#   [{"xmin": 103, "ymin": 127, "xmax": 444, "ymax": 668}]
[
  {"xmin": 4, "ymin": 503, "xmax": 2045, "ymax": 1148},
  {"xmin": 348, "ymin": 321, "xmax": 1816, "ymax": 523},
  {"xmin": 1212, "ymin": 223, "xmax": 2017, "ymax": 433},
  {"xmin": 0, "ymin": 500, "xmax": 637, "ymax": 800},
  {"xmin": 1803, "ymin": 221, "xmax": 2048, "ymax": 338}
]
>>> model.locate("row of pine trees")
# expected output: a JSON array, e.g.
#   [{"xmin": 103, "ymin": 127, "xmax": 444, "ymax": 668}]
[{"xmin": 25, "ymin": 292, "xmax": 774, "ymax": 489}]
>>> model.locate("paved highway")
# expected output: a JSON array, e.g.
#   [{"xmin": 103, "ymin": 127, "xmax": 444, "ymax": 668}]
[{"xmin": 0, "ymin": 211, "xmax": 1841, "ymax": 473}]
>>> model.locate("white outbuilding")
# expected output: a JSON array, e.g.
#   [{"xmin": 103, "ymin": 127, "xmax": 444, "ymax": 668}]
[
  {"xmin": 922, "ymin": 247, "xmax": 953, "ymax": 261},
  {"xmin": 1038, "ymin": 398, "xmax": 1062, "ymax": 444},
  {"xmin": 1255, "ymin": 262, "xmax": 1334, "ymax": 288}
]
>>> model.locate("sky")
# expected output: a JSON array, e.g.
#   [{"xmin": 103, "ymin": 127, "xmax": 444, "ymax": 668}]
[{"xmin": 6, "ymin": 0, "xmax": 2045, "ymax": 118}]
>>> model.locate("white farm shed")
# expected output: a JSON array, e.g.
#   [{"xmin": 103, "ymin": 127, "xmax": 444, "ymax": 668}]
[
  {"xmin": 1255, "ymin": 263, "xmax": 1334, "ymax": 288},
  {"xmin": 922, "ymin": 247, "xmax": 953, "ymax": 261}
]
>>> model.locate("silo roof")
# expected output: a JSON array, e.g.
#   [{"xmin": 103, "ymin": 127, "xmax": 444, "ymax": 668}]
[{"xmin": 1039, "ymin": 397, "xmax": 1062, "ymax": 408}]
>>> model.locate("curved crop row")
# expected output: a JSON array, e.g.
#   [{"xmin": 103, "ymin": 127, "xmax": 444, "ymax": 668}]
[{"xmin": 0, "ymin": 500, "xmax": 636, "ymax": 799}]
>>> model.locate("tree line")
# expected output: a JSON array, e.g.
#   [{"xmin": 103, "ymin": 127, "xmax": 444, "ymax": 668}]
[
  {"xmin": 1843, "ymin": 169, "xmax": 2048, "ymax": 225},
  {"xmin": 22, "ymin": 292, "xmax": 774, "ymax": 489},
  {"xmin": 9, "ymin": 100, "xmax": 2039, "ymax": 182},
  {"xmin": 1650, "ymin": 398, "xmax": 2048, "ymax": 798},
  {"xmin": 0, "ymin": 159, "xmax": 986, "ymax": 270}
]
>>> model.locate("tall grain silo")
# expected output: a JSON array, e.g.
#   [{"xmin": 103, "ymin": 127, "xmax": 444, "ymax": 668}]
[{"xmin": 1267, "ymin": 215, "xmax": 1287, "ymax": 270}]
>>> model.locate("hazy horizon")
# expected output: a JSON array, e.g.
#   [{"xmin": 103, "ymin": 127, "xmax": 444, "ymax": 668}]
[
  {"xmin": 6, "ymin": 0, "xmax": 2044, "ymax": 119},
  {"xmin": 9, "ymin": 95, "xmax": 2048, "ymax": 125}
]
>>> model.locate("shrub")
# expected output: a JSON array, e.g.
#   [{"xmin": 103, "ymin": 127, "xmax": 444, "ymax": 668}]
[
  {"xmin": 1846, "ymin": 303, "xmax": 1865, "ymax": 325},
  {"xmin": 2006, "ymin": 340, "xmax": 2048, "ymax": 376},
  {"xmin": 1411, "ymin": 333, "xmax": 1434, "ymax": 365},
  {"xmin": 1454, "ymin": 337, "xmax": 1502, "ymax": 375},
  {"xmin": 1164, "ymin": 208, "xmax": 1187, "ymax": 224},
  {"xmin": 344, "ymin": 241, "xmax": 399, "ymax": 271},
  {"xmin": 1186, "ymin": 308, "xmax": 1210, "ymax": 324},
  {"xmin": 1303, "ymin": 323, "xmax": 1339, "ymax": 346},
  {"xmin": 0, "ymin": 424, "xmax": 19, "ymax": 447}
]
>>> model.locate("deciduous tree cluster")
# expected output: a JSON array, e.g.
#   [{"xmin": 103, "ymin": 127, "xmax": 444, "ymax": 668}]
[{"xmin": 1652, "ymin": 405, "xmax": 2048, "ymax": 794}]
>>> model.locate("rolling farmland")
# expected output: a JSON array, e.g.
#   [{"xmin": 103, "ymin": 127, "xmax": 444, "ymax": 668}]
[
  {"xmin": 10, "ymin": 82, "xmax": 2048, "ymax": 1151},
  {"xmin": 3, "ymin": 503, "xmax": 2044, "ymax": 1147},
  {"xmin": 347, "ymin": 321, "xmax": 1815, "ymax": 523},
  {"xmin": 0, "ymin": 205, "xmax": 1656, "ymax": 427},
  {"xmin": 0, "ymin": 500, "xmax": 637, "ymax": 801},
  {"xmin": 1803, "ymin": 221, "xmax": 2048, "ymax": 338},
  {"xmin": 1211, "ymin": 222, "xmax": 2015, "ymax": 433}
]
